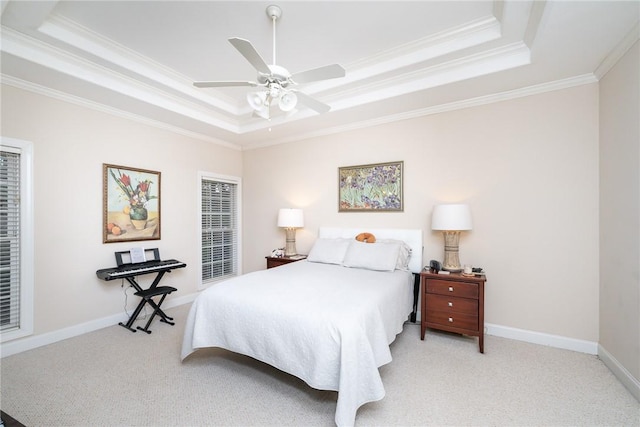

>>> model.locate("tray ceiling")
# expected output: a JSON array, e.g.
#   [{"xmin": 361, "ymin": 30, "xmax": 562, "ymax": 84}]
[{"xmin": 1, "ymin": 1, "xmax": 638, "ymax": 149}]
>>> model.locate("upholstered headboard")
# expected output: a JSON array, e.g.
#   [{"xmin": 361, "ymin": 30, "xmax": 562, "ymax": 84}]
[{"xmin": 318, "ymin": 227, "xmax": 423, "ymax": 273}]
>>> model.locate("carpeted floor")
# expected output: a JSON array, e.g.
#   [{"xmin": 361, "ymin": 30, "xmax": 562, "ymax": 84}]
[{"xmin": 1, "ymin": 304, "xmax": 638, "ymax": 426}]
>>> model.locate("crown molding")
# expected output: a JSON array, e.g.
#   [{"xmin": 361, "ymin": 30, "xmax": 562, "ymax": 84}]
[
  {"xmin": 38, "ymin": 14, "xmax": 241, "ymax": 113},
  {"xmin": 306, "ymin": 15, "xmax": 502, "ymax": 95},
  {"xmin": 352, "ymin": 16, "xmax": 501, "ymax": 69},
  {"xmin": 1, "ymin": 74, "xmax": 241, "ymax": 151},
  {"xmin": 594, "ymin": 22, "xmax": 639, "ymax": 80},
  {"xmin": 1, "ymin": 26, "xmax": 241, "ymax": 134},
  {"xmin": 245, "ymin": 74, "xmax": 597, "ymax": 150},
  {"xmin": 328, "ymin": 42, "xmax": 530, "ymax": 112},
  {"xmin": 523, "ymin": 0, "xmax": 547, "ymax": 47},
  {"xmin": 3, "ymin": 70, "xmax": 597, "ymax": 153}
]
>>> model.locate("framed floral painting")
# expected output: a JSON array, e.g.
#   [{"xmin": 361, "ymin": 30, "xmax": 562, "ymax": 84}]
[
  {"xmin": 338, "ymin": 161, "xmax": 403, "ymax": 212},
  {"xmin": 103, "ymin": 164, "xmax": 161, "ymax": 243}
]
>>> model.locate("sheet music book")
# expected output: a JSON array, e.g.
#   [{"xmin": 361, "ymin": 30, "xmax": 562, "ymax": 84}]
[{"xmin": 130, "ymin": 247, "xmax": 146, "ymax": 264}]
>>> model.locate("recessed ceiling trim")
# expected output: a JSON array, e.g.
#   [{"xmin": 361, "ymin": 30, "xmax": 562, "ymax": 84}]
[
  {"xmin": 351, "ymin": 16, "xmax": 501, "ymax": 70},
  {"xmin": 1, "ymin": 74, "xmax": 241, "ymax": 151},
  {"xmin": 1, "ymin": 26, "xmax": 240, "ymax": 133},
  {"xmin": 38, "ymin": 14, "xmax": 241, "ymax": 114},
  {"xmin": 523, "ymin": 0, "xmax": 547, "ymax": 47},
  {"xmin": 305, "ymin": 16, "xmax": 502, "ymax": 95},
  {"xmin": 327, "ymin": 42, "xmax": 531, "ymax": 112}
]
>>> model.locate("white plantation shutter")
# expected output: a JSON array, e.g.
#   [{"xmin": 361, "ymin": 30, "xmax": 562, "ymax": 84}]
[
  {"xmin": 1, "ymin": 138, "xmax": 34, "ymax": 344},
  {"xmin": 200, "ymin": 175, "xmax": 241, "ymax": 285},
  {"xmin": 0, "ymin": 150, "xmax": 20, "ymax": 331}
]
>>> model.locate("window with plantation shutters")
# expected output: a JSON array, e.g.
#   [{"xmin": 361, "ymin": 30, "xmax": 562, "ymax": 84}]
[
  {"xmin": 200, "ymin": 173, "xmax": 241, "ymax": 287},
  {"xmin": 0, "ymin": 138, "xmax": 33, "ymax": 343},
  {"xmin": 0, "ymin": 150, "xmax": 20, "ymax": 331}
]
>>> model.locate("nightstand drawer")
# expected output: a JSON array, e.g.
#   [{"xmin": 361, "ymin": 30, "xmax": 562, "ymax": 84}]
[
  {"xmin": 267, "ymin": 258, "xmax": 290, "ymax": 268},
  {"xmin": 426, "ymin": 294, "xmax": 477, "ymax": 314},
  {"xmin": 426, "ymin": 310, "xmax": 478, "ymax": 330},
  {"xmin": 265, "ymin": 256, "xmax": 307, "ymax": 269},
  {"xmin": 426, "ymin": 279, "xmax": 478, "ymax": 299}
]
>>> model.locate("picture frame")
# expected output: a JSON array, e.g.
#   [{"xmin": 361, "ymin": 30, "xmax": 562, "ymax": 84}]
[
  {"xmin": 103, "ymin": 164, "xmax": 161, "ymax": 243},
  {"xmin": 338, "ymin": 161, "xmax": 403, "ymax": 212}
]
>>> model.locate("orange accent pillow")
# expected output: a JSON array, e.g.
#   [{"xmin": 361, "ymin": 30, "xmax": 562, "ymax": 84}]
[{"xmin": 355, "ymin": 232, "xmax": 376, "ymax": 243}]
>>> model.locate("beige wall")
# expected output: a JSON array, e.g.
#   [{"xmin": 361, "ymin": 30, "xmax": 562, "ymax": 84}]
[
  {"xmin": 1, "ymin": 84, "xmax": 242, "ymax": 335},
  {"xmin": 244, "ymin": 84, "xmax": 600, "ymax": 342},
  {"xmin": 1, "ymin": 78, "xmax": 604, "ymax": 348},
  {"xmin": 599, "ymin": 41, "xmax": 640, "ymax": 382}
]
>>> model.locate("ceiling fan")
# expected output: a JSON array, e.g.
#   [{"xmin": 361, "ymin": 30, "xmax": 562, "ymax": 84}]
[{"xmin": 193, "ymin": 4, "xmax": 346, "ymax": 120}]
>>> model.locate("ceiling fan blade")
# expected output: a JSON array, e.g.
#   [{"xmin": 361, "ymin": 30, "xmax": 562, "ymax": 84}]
[
  {"xmin": 194, "ymin": 81, "xmax": 258, "ymax": 88},
  {"xmin": 291, "ymin": 64, "xmax": 345, "ymax": 84},
  {"xmin": 228, "ymin": 37, "xmax": 271, "ymax": 75},
  {"xmin": 294, "ymin": 91, "xmax": 331, "ymax": 114}
]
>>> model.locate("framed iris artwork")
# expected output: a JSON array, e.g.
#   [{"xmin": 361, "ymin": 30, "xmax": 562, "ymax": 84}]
[
  {"xmin": 338, "ymin": 161, "xmax": 403, "ymax": 212},
  {"xmin": 103, "ymin": 164, "xmax": 161, "ymax": 243}
]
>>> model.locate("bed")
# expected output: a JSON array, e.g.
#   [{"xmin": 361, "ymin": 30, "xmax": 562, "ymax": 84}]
[{"xmin": 181, "ymin": 227, "xmax": 423, "ymax": 426}]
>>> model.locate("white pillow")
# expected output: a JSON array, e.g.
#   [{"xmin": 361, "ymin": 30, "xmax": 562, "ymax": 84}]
[
  {"xmin": 307, "ymin": 238, "xmax": 351, "ymax": 265},
  {"xmin": 343, "ymin": 240, "xmax": 400, "ymax": 272},
  {"xmin": 376, "ymin": 239, "xmax": 412, "ymax": 271}
]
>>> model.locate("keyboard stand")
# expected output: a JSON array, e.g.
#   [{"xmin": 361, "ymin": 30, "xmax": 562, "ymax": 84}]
[{"xmin": 118, "ymin": 271, "xmax": 176, "ymax": 333}]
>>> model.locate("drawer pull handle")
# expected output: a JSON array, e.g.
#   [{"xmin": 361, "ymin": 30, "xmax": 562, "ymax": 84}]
[
  {"xmin": 448, "ymin": 302, "xmax": 453, "ymax": 307},
  {"xmin": 448, "ymin": 286, "xmax": 454, "ymax": 292},
  {"xmin": 448, "ymin": 317, "xmax": 454, "ymax": 322}
]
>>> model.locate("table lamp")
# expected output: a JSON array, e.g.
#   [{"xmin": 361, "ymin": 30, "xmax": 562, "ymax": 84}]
[
  {"xmin": 277, "ymin": 208, "xmax": 304, "ymax": 256},
  {"xmin": 431, "ymin": 204, "xmax": 472, "ymax": 272}
]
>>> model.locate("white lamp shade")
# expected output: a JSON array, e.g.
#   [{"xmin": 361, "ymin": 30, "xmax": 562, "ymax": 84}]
[
  {"xmin": 279, "ymin": 92, "xmax": 298, "ymax": 112},
  {"xmin": 431, "ymin": 204, "xmax": 472, "ymax": 230},
  {"xmin": 277, "ymin": 208, "xmax": 304, "ymax": 228}
]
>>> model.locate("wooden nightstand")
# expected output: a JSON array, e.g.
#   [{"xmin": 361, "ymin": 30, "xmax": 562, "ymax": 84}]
[
  {"xmin": 420, "ymin": 271, "xmax": 486, "ymax": 353},
  {"xmin": 265, "ymin": 255, "xmax": 307, "ymax": 269}
]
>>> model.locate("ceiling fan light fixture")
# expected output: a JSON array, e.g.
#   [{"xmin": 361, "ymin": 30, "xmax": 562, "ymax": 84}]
[
  {"xmin": 279, "ymin": 91, "xmax": 298, "ymax": 112},
  {"xmin": 253, "ymin": 106, "xmax": 270, "ymax": 120},
  {"xmin": 247, "ymin": 91, "xmax": 267, "ymax": 110},
  {"xmin": 269, "ymin": 82, "xmax": 282, "ymax": 98}
]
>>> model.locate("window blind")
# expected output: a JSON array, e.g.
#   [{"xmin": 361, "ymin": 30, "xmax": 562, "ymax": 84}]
[
  {"xmin": 0, "ymin": 150, "xmax": 20, "ymax": 332},
  {"xmin": 201, "ymin": 179, "xmax": 238, "ymax": 283}
]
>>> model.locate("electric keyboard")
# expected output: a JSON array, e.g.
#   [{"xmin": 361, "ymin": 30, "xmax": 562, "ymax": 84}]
[
  {"xmin": 96, "ymin": 259, "xmax": 186, "ymax": 281},
  {"xmin": 97, "ymin": 248, "xmax": 186, "ymax": 333}
]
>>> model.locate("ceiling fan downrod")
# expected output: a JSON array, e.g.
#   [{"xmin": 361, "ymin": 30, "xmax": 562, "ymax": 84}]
[{"xmin": 266, "ymin": 5, "xmax": 282, "ymax": 66}]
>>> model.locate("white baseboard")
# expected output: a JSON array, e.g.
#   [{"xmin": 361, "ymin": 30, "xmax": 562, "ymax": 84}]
[
  {"xmin": 598, "ymin": 344, "xmax": 640, "ymax": 402},
  {"xmin": 0, "ymin": 292, "xmax": 198, "ymax": 358},
  {"xmin": 485, "ymin": 322, "xmax": 599, "ymax": 355},
  {"xmin": 414, "ymin": 310, "xmax": 599, "ymax": 355},
  {"xmin": 0, "ymin": 304, "xmax": 608, "ymax": 360}
]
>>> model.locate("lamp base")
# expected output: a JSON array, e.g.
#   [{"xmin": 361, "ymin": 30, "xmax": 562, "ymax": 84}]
[
  {"xmin": 284, "ymin": 228, "xmax": 297, "ymax": 257},
  {"xmin": 441, "ymin": 230, "xmax": 462, "ymax": 272}
]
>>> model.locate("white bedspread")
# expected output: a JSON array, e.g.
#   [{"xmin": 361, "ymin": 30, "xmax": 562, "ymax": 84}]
[{"xmin": 181, "ymin": 260, "xmax": 413, "ymax": 426}]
